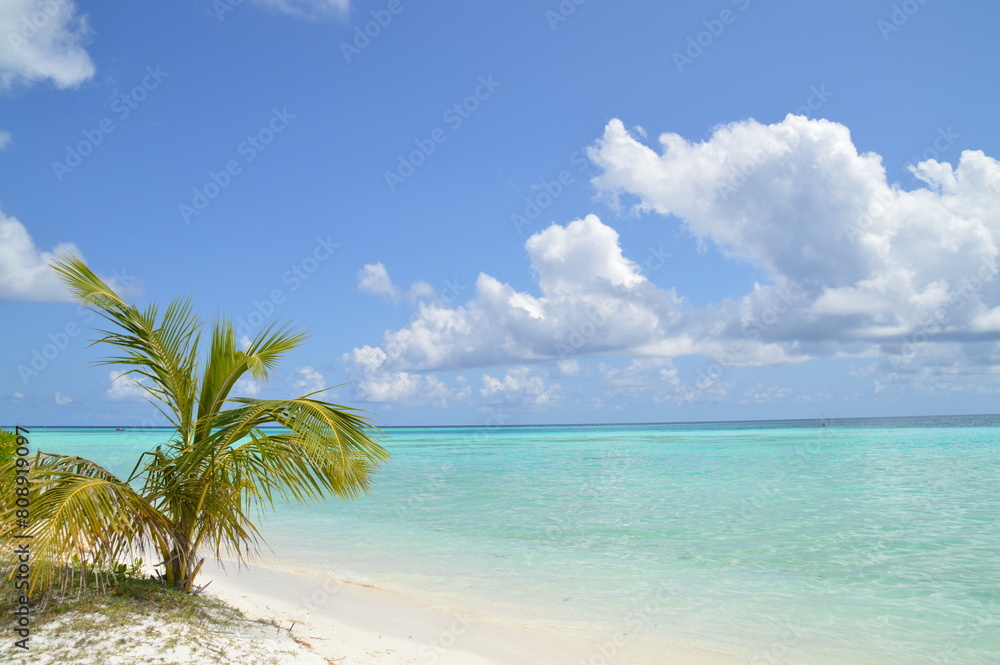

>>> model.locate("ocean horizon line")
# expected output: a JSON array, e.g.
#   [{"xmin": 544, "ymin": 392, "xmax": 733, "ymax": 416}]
[{"xmin": 8, "ymin": 411, "xmax": 1000, "ymax": 431}]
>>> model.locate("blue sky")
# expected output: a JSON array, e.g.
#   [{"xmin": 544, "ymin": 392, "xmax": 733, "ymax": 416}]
[{"xmin": 3, "ymin": 0, "xmax": 1000, "ymax": 426}]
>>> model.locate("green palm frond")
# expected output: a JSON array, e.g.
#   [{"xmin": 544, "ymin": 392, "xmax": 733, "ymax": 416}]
[
  {"xmin": 50, "ymin": 255, "xmax": 128, "ymax": 311},
  {"xmin": 11, "ymin": 253, "xmax": 388, "ymax": 593},
  {"xmin": 243, "ymin": 322, "xmax": 309, "ymax": 380},
  {"xmin": 0, "ymin": 454, "xmax": 172, "ymax": 592},
  {"xmin": 194, "ymin": 320, "xmax": 307, "ymax": 442},
  {"xmin": 50, "ymin": 255, "xmax": 203, "ymax": 431}
]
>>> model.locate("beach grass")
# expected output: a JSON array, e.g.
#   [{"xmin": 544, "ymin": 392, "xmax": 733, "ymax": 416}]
[{"xmin": 0, "ymin": 570, "xmax": 328, "ymax": 664}]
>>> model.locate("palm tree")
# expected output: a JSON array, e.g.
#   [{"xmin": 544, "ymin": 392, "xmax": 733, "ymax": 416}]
[{"xmin": 2, "ymin": 255, "xmax": 388, "ymax": 593}]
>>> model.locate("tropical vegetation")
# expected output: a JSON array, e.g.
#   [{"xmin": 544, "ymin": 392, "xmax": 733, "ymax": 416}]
[
  {"xmin": 0, "ymin": 429, "xmax": 16, "ymax": 465},
  {"xmin": 0, "ymin": 255, "xmax": 388, "ymax": 593}
]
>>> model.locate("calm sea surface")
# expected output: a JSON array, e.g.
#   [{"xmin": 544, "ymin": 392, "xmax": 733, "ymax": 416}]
[{"xmin": 22, "ymin": 416, "xmax": 1000, "ymax": 664}]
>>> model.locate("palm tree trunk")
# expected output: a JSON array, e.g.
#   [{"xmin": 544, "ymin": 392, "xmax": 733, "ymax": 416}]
[{"xmin": 162, "ymin": 528, "xmax": 199, "ymax": 590}]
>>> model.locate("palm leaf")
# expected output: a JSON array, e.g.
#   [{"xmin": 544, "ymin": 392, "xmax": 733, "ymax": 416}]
[
  {"xmin": 18, "ymin": 253, "xmax": 390, "ymax": 592},
  {"xmin": 0, "ymin": 454, "xmax": 172, "ymax": 592}
]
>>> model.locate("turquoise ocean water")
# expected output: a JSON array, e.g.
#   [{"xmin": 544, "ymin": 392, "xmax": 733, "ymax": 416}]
[{"xmin": 20, "ymin": 416, "xmax": 1000, "ymax": 663}]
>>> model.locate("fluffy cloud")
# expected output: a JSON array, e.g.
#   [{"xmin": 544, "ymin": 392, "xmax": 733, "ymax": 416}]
[
  {"xmin": 480, "ymin": 367, "xmax": 560, "ymax": 407},
  {"xmin": 106, "ymin": 370, "xmax": 147, "ymax": 401},
  {"xmin": 295, "ymin": 365, "xmax": 327, "ymax": 395},
  {"xmin": 597, "ymin": 358, "xmax": 733, "ymax": 404},
  {"xmin": 357, "ymin": 263, "xmax": 440, "ymax": 304},
  {"xmin": 342, "ymin": 345, "xmax": 454, "ymax": 406},
  {"xmin": 601, "ymin": 358, "xmax": 678, "ymax": 389},
  {"xmin": 355, "ymin": 215, "xmax": 682, "ymax": 374},
  {"xmin": 54, "ymin": 391, "xmax": 73, "ymax": 406},
  {"xmin": 0, "ymin": 0, "xmax": 95, "ymax": 90},
  {"xmin": 1, "ymin": 211, "xmax": 135, "ymax": 302},
  {"xmin": 589, "ymin": 115, "xmax": 1000, "ymax": 373},
  {"xmin": 341, "ymin": 213, "xmax": 809, "ymax": 403},
  {"xmin": 555, "ymin": 359, "xmax": 581, "ymax": 377},
  {"xmin": 357, "ymin": 262, "xmax": 401, "ymax": 303},
  {"xmin": 234, "ymin": 377, "xmax": 262, "ymax": 397},
  {"xmin": 0, "ymin": 212, "xmax": 85, "ymax": 302},
  {"xmin": 342, "ymin": 215, "xmax": 690, "ymax": 404},
  {"xmin": 0, "ymin": 130, "xmax": 11, "ymax": 149},
  {"xmin": 250, "ymin": 0, "xmax": 349, "ymax": 20},
  {"xmin": 343, "ymin": 115, "xmax": 1000, "ymax": 405}
]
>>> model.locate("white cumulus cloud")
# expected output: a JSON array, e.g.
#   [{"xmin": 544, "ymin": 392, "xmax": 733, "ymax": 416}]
[
  {"xmin": 342, "ymin": 115, "xmax": 1000, "ymax": 406},
  {"xmin": 234, "ymin": 377, "xmax": 262, "ymax": 397},
  {"xmin": 357, "ymin": 262, "xmax": 402, "ymax": 303},
  {"xmin": 346, "ymin": 215, "xmax": 684, "ymax": 378},
  {"xmin": 0, "ymin": 211, "xmax": 86, "ymax": 302},
  {"xmin": 341, "ymin": 345, "xmax": 454, "ymax": 406},
  {"xmin": 0, "ymin": 0, "xmax": 95, "ymax": 90},
  {"xmin": 589, "ymin": 115, "xmax": 1000, "ymax": 374},
  {"xmin": 106, "ymin": 370, "xmax": 148, "ymax": 401},
  {"xmin": 295, "ymin": 365, "xmax": 327, "ymax": 395},
  {"xmin": 480, "ymin": 367, "xmax": 560, "ymax": 407},
  {"xmin": 357, "ymin": 263, "xmax": 443, "ymax": 304}
]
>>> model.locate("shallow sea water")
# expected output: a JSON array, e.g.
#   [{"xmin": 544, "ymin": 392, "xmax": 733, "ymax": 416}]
[{"xmin": 25, "ymin": 415, "xmax": 1000, "ymax": 664}]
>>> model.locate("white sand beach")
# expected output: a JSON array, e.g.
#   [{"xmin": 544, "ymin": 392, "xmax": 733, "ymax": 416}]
[
  {"xmin": 203, "ymin": 559, "xmax": 590, "ymax": 665},
  {"xmin": 202, "ymin": 559, "xmax": 746, "ymax": 665},
  {"xmin": 2, "ymin": 587, "xmax": 327, "ymax": 665},
  {"xmin": 2, "ymin": 560, "xmax": 750, "ymax": 665}
]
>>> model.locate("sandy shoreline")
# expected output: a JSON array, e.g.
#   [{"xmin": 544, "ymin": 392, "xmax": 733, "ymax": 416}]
[{"xmin": 201, "ymin": 559, "xmax": 746, "ymax": 665}]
